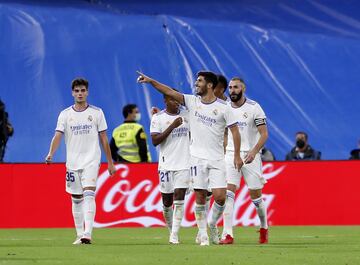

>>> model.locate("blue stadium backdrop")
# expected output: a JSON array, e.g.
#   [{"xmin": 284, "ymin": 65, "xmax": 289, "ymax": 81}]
[{"xmin": 0, "ymin": 0, "xmax": 360, "ymax": 162}]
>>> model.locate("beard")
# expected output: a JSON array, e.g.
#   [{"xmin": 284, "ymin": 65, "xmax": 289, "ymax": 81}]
[{"xmin": 230, "ymin": 91, "xmax": 242, "ymax": 102}]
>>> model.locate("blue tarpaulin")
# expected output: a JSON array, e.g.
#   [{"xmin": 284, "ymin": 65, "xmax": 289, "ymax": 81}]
[{"xmin": 1, "ymin": 0, "xmax": 359, "ymax": 162}]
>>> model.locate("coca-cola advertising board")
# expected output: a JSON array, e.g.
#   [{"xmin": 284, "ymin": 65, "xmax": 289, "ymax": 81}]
[{"xmin": 0, "ymin": 161, "xmax": 360, "ymax": 228}]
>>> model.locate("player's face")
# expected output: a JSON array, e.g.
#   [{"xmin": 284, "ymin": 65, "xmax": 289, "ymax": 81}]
[
  {"xmin": 229, "ymin": 80, "xmax": 244, "ymax": 102},
  {"xmin": 72, "ymin": 85, "xmax": 88, "ymax": 104},
  {"xmin": 214, "ymin": 84, "xmax": 226, "ymax": 99},
  {"xmin": 194, "ymin": 76, "xmax": 208, "ymax": 96},
  {"xmin": 164, "ymin": 96, "xmax": 180, "ymax": 112}
]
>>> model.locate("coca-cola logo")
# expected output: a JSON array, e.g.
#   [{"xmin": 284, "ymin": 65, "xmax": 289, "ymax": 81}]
[{"xmin": 94, "ymin": 163, "xmax": 285, "ymax": 228}]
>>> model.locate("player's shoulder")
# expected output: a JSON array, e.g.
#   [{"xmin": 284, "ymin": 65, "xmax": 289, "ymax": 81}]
[
  {"xmin": 245, "ymin": 98, "xmax": 263, "ymax": 107},
  {"xmin": 153, "ymin": 109, "xmax": 166, "ymax": 118},
  {"xmin": 88, "ymin": 104, "xmax": 102, "ymax": 111},
  {"xmin": 60, "ymin": 106, "xmax": 73, "ymax": 115},
  {"xmin": 215, "ymin": 98, "xmax": 228, "ymax": 106}
]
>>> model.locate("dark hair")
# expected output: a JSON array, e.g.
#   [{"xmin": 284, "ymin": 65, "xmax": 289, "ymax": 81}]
[
  {"xmin": 122, "ymin": 104, "xmax": 137, "ymax": 118},
  {"xmin": 217, "ymin": 74, "xmax": 228, "ymax": 92},
  {"xmin": 197, "ymin": 71, "xmax": 218, "ymax": 89},
  {"xmin": 230, "ymin": 77, "xmax": 245, "ymax": 86},
  {"xmin": 296, "ymin": 131, "xmax": 308, "ymax": 140},
  {"xmin": 71, "ymin": 78, "xmax": 89, "ymax": 90}
]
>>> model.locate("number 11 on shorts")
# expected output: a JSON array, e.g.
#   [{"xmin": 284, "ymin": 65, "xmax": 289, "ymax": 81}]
[{"xmin": 190, "ymin": 166, "xmax": 197, "ymax": 176}]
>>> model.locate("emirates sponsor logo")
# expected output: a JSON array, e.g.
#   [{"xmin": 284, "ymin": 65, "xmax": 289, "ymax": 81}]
[{"xmin": 94, "ymin": 163, "xmax": 285, "ymax": 228}]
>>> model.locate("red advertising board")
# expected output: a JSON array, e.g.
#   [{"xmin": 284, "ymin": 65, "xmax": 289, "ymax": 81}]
[{"xmin": 0, "ymin": 161, "xmax": 360, "ymax": 228}]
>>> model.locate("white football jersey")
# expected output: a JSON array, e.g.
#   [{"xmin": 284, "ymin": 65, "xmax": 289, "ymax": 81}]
[
  {"xmin": 183, "ymin": 94, "xmax": 237, "ymax": 160},
  {"xmin": 55, "ymin": 105, "xmax": 107, "ymax": 170},
  {"xmin": 227, "ymin": 98, "xmax": 266, "ymax": 152},
  {"xmin": 150, "ymin": 109, "xmax": 190, "ymax": 170}
]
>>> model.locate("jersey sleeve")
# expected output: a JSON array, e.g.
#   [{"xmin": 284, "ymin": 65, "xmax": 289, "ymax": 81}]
[
  {"xmin": 183, "ymin": 94, "xmax": 196, "ymax": 110},
  {"xmin": 254, "ymin": 104, "xmax": 267, "ymax": 127},
  {"xmin": 55, "ymin": 111, "xmax": 66, "ymax": 133},
  {"xmin": 224, "ymin": 104, "xmax": 238, "ymax": 128},
  {"xmin": 150, "ymin": 114, "xmax": 161, "ymax": 134},
  {"xmin": 97, "ymin": 109, "xmax": 108, "ymax": 132}
]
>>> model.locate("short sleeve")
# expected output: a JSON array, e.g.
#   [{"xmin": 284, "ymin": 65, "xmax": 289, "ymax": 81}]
[
  {"xmin": 98, "ymin": 109, "xmax": 108, "ymax": 132},
  {"xmin": 254, "ymin": 104, "xmax": 267, "ymax": 126},
  {"xmin": 55, "ymin": 111, "xmax": 66, "ymax": 132},
  {"xmin": 183, "ymin": 94, "xmax": 196, "ymax": 110},
  {"xmin": 150, "ymin": 114, "xmax": 161, "ymax": 134},
  {"xmin": 224, "ymin": 104, "xmax": 238, "ymax": 128}
]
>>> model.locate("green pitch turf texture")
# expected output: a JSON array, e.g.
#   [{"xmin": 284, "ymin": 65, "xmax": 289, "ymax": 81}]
[{"xmin": 1, "ymin": 226, "xmax": 359, "ymax": 265}]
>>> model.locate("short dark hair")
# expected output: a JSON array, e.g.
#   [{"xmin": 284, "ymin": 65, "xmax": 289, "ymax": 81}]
[
  {"xmin": 296, "ymin": 131, "xmax": 308, "ymax": 140},
  {"xmin": 123, "ymin": 104, "xmax": 137, "ymax": 118},
  {"xmin": 197, "ymin": 71, "xmax": 218, "ymax": 89},
  {"xmin": 217, "ymin": 74, "xmax": 228, "ymax": 92},
  {"xmin": 230, "ymin": 77, "xmax": 245, "ymax": 87},
  {"xmin": 72, "ymin": 78, "xmax": 89, "ymax": 90}
]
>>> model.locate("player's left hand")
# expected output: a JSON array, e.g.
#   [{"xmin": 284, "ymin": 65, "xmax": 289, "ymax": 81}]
[
  {"xmin": 234, "ymin": 155, "xmax": 243, "ymax": 172},
  {"xmin": 244, "ymin": 150, "xmax": 256, "ymax": 164},
  {"xmin": 108, "ymin": 163, "xmax": 116, "ymax": 176}
]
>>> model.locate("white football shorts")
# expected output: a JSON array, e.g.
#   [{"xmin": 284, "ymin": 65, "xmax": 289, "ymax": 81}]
[
  {"xmin": 65, "ymin": 164, "xmax": 100, "ymax": 195},
  {"xmin": 158, "ymin": 169, "xmax": 191, "ymax": 194},
  {"xmin": 225, "ymin": 151, "xmax": 266, "ymax": 190},
  {"xmin": 190, "ymin": 156, "xmax": 227, "ymax": 190}
]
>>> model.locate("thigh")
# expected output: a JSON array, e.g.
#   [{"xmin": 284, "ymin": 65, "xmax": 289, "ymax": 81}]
[
  {"xmin": 190, "ymin": 156, "xmax": 209, "ymax": 190},
  {"xmin": 241, "ymin": 154, "xmax": 266, "ymax": 190},
  {"xmin": 225, "ymin": 153, "xmax": 242, "ymax": 188},
  {"xmin": 81, "ymin": 165, "xmax": 100, "ymax": 189},
  {"xmin": 208, "ymin": 159, "xmax": 227, "ymax": 189},
  {"xmin": 65, "ymin": 169, "xmax": 83, "ymax": 195},
  {"xmin": 173, "ymin": 169, "xmax": 191, "ymax": 189},
  {"xmin": 159, "ymin": 170, "xmax": 174, "ymax": 194}
]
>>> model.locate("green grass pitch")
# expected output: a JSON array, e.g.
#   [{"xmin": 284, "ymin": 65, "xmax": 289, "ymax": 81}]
[{"xmin": 1, "ymin": 226, "xmax": 360, "ymax": 265}]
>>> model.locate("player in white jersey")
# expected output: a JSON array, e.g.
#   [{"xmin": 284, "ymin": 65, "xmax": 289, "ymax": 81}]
[
  {"xmin": 150, "ymin": 93, "xmax": 190, "ymax": 244},
  {"xmin": 137, "ymin": 71, "xmax": 242, "ymax": 246},
  {"xmin": 220, "ymin": 77, "xmax": 269, "ymax": 245},
  {"xmin": 45, "ymin": 78, "xmax": 116, "ymax": 245}
]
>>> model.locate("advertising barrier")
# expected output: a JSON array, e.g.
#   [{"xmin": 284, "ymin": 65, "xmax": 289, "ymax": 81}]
[{"xmin": 1, "ymin": 161, "xmax": 360, "ymax": 228}]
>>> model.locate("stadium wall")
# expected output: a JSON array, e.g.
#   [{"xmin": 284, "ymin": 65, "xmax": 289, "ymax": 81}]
[
  {"xmin": 1, "ymin": 1, "xmax": 360, "ymax": 162},
  {"xmin": 1, "ymin": 161, "xmax": 360, "ymax": 228}
]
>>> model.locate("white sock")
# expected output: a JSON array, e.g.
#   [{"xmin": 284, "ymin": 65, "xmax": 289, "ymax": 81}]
[
  {"xmin": 83, "ymin": 190, "xmax": 96, "ymax": 239},
  {"xmin": 171, "ymin": 200, "xmax": 184, "ymax": 235},
  {"xmin": 252, "ymin": 197, "xmax": 268, "ymax": 229},
  {"xmin": 205, "ymin": 195, "xmax": 212, "ymax": 215},
  {"xmin": 71, "ymin": 197, "xmax": 84, "ymax": 238},
  {"xmin": 163, "ymin": 205, "xmax": 173, "ymax": 232},
  {"xmin": 195, "ymin": 204, "xmax": 207, "ymax": 236},
  {"xmin": 209, "ymin": 201, "xmax": 225, "ymax": 227},
  {"xmin": 222, "ymin": 190, "xmax": 235, "ymax": 237}
]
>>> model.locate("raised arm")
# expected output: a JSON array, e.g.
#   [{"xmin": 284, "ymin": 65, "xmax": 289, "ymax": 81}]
[
  {"xmin": 45, "ymin": 131, "xmax": 63, "ymax": 163},
  {"xmin": 151, "ymin": 117, "xmax": 183, "ymax": 146},
  {"xmin": 137, "ymin": 71, "xmax": 185, "ymax": 105}
]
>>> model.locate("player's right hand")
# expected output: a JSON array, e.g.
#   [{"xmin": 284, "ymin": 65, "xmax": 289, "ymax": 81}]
[
  {"xmin": 45, "ymin": 155, "xmax": 52, "ymax": 164},
  {"xmin": 172, "ymin": 117, "xmax": 183, "ymax": 128},
  {"xmin": 136, "ymin": 71, "xmax": 152, "ymax": 83},
  {"xmin": 234, "ymin": 155, "xmax": 243, "ymax": 172},
  {"xmin": 151, "ymin": 106, "xmax": 160, "ymax": 116}
]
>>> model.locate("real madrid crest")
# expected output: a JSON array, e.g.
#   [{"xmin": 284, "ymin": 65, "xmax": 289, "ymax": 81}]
[
  {"xmin": 88, "ymin": 115, "xmax": 93, "ymax": 122},
  {"xmin": 213, "ymin": 109, "xmax": 218, "ymax": 115},
  {"xmin": 243, "ymin": 112, "xmax": 248, "ymax": 119}
]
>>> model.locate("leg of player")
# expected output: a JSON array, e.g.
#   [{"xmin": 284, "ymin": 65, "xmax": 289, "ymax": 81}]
[
  {"xmin": 220, "ymin": 184, "xmax": 236, "ymax": 244},
  {"xmin": 82, "ymin": 187, "xmax": 96, "ymax": 244},
  {"xmin": 161, "ymin": 193, "xmax": 174, "ymax": 234},
  {"xmin": 170, "ymin": 188, "xmax": 187, "ymax": 244},
  {"xmin": 71, "ymin": 194, "xmax": 84, "ymax": 245},
  {"xmin": 250, "ymin": 189, "xmax": 268, "ymax": 244},
  {"xmin": 208, "ymin": 188, "xmax": 226, "ymax": 245},
  {"xmin": 194, "ymin": 189, "xmax": 209, "ymax": 246},
  {"xmin": 196, "ymin": 190, "xmax": 212, "ymax": 244}
]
